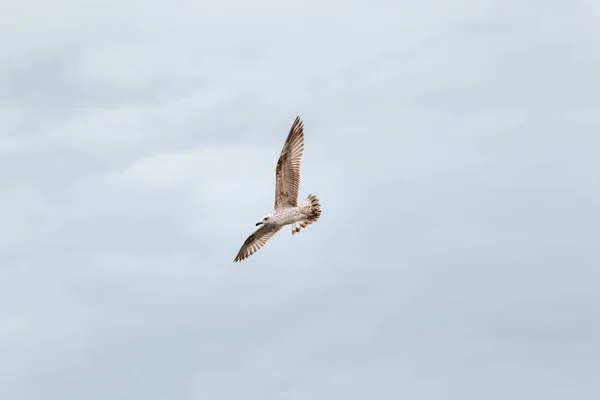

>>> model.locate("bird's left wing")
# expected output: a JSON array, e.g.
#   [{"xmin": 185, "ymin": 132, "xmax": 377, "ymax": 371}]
[{"xmin": 233, "ymin": 224, "xmax": 282, "ymax": 262}]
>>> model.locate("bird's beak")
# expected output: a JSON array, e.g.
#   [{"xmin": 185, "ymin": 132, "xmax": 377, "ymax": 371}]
[{"xmin": 256, "ymin": 222, "xmax": 262, "ymax": 226}]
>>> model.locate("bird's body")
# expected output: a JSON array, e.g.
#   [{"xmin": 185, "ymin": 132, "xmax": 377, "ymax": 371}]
[
  {"xmin": 233, "ymin": 116, "xmax": 321, "ymax": 262},
  {"xmin": 270, "ymin": 206, "xmax": 304, "ymax": 226},
  {"xmin": 263, "ymin": 193, "xmax": 321, "ymax": 228}
]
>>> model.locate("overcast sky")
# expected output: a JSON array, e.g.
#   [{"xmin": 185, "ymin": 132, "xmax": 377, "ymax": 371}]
[{"xmin": 1, "ymin": 1, "xmax": 599, "ymax": 399}]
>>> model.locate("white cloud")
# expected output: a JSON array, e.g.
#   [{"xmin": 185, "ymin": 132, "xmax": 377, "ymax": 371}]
[
  {"xmin": 1, "ymin": 1, "xmax": 599, "ymax": 399},
  {"xmin": 113, "ymin": 144, "xmax": 277, "ymax": 202},
  {"xmin": 0, "ymin": 185, "xmax": 49, "ymax": 252}
]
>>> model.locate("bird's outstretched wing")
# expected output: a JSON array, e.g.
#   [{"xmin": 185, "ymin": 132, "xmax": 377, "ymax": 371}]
[
  {"xmin": 233, "ymin": 224, "xmax": 282, "ymax": 262},
  {"xmin": 274, "ymin": 116, "xmax": 305, "ymax": 209}
]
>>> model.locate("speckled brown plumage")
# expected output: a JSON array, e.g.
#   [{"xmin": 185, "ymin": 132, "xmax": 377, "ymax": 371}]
[{"xmin": 233, "ymin": 116, "xmax": 321, "ymax": 262}]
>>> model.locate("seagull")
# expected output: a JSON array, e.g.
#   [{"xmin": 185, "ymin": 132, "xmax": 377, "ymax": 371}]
[{"xmin": 233, "ymin": 116, "xmax": 322, "ymax": 262}]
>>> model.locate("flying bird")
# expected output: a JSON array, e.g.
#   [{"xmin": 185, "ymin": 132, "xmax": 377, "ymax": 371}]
[{"xmin": 233, "ymin": 116, "xmax": 322, "ymax": 262}]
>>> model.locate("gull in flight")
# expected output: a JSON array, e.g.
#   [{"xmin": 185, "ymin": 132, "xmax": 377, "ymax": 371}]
[{"xmin": 233, "ymin": 116, "xmax": 322, "ymax": 262}]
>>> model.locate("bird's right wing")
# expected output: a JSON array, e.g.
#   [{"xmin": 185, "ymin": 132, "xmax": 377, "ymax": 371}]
[
  {"xmin": 233, "ymin": 224, "xmax": 282, "ymax": 262},
  {"xmin": 274, "ymin": 116, "xmax": 305, "ymax": 209}
]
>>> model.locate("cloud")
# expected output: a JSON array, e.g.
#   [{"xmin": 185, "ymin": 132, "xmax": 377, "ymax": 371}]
[{"xmin": 1, "ymin": 1, "xmax": 599, "ymax": 399}]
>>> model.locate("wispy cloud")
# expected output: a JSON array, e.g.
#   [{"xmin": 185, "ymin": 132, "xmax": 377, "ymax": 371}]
[{"xmin": 1, "ymin": 1, "xmax": 599, "ymax": 399}]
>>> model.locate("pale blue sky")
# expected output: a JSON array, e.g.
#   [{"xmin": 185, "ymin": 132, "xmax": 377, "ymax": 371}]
[{"xmin": 1, "ymin": 1, "xmax": 599, "ymax": 399}]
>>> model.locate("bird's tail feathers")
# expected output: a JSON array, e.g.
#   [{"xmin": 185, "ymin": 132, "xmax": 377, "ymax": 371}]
[{"xmin": 293, "ymin": 194, "xmax": 322, "ymax": 235}]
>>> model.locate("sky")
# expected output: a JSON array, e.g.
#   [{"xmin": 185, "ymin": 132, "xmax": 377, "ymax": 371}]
[{"xmin": 1, "ymin": 0, "xmax": 599, "ymax": 399}]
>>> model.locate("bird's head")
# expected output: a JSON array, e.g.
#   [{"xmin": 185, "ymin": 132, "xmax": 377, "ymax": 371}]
[{"xmin": 256, "ymin": 215, "xmax": 272, "ymax": 226}]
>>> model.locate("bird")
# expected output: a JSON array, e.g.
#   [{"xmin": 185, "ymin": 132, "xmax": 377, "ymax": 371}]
[{"xmin": 233, "ymin": 116, "xmax": 322, "ymax": 262}]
